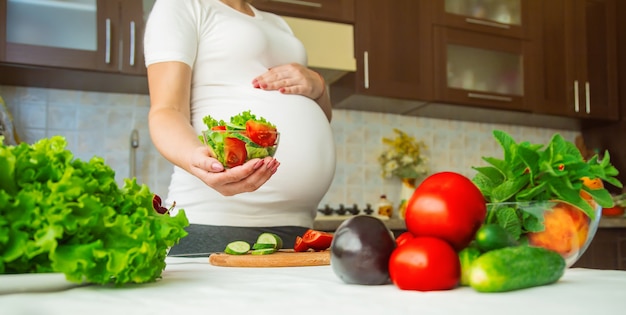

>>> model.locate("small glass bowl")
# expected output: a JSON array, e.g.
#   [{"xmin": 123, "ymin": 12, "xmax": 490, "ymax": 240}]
[{"xmin": 202, "ymin": 129, "xmax": 279, "ymax": 168}]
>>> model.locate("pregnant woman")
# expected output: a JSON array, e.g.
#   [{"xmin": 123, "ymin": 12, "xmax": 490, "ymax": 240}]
[{"xmin": 144, "ymin": 0, "xmax": 336, "ymax": 255}]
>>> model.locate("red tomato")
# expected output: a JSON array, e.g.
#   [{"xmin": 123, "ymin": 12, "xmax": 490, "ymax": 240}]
[
  {"xmin": 395, "ymin": 231, "xmax": 414, "ymax": 247},
  {"xmin": 224, "ymin": 137, "xmax": 247, "ymax": 168},
  {"xmin": 388, "ymin": 236, "xmax": 460, "ymax": 291},
  {"xmin": 293, "ymin": 236, "xmax": 310, "ymax": 252},
  {"xmin": 404, "ymin": 172, "xmax": 486, "ymax": 251},
  {"xmin": 302, "ymin": 229, "xmax": 333, "ymax": 251},
  {"xmin": 603, "ymin": 206, "xmax": 625, "ymax": 217},
  {"xmin": 245, "ymin": 120, "xmax": 277, "ymax": 147},
  {"xmin": 211, "ymin": 125, "xmax": 227, "ymax": 131}
]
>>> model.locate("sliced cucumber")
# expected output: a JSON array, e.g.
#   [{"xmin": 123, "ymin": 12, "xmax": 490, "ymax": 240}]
[
  {"xmin": 252, "ymin": 243, "xmax": 276, "ymax": 250},
  {"xmin": 250, "ymin": 248, "xmax": 278, "ymax": 255},
  {"xmin": 224, "ymin": 241, "xmax": 251, "ymax": 255},
  {"xmin": 255, "ymin": 232, "xmax": 283, "ymax": 250}
]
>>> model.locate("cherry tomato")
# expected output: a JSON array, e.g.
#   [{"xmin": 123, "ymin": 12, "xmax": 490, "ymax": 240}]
[
  {"xmin": 302, "ymin": 229, "xmax": 333, "ymax": 251},
  {"xmin": 404, "ymin": 172, "xmax": 486, "ymax": 251},
  {"xmin": 388, "ymin": 236, "xmax": 460, "ymax": 291},
  {"xmin": 395, "ymin": 231, "xmax": 414, "ymax": 247},
  {"xmin": 293, "ymin": 236, "xmax": 310, "ymax": 252}
]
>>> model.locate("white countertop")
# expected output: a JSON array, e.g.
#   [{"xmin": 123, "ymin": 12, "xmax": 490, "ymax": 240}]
[{"xmin": 2, "ymin": 257, "xmax": 625, "ymax": 315}]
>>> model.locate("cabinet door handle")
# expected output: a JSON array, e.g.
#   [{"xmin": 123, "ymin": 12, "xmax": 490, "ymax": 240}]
[
  {"xmin": 585, "ymin": 82, "xmax": 591, "ymax": 114},
  {"xmin": 574, "ymin": 80, "xmax": 580, "ymax": 113},
  {"xmin": 465, "ymin": 18, "xmax": 511, "ymax": 29},
  {"xmin": 269, "ymin": 0, "xmax": 322, "ymax": 8},
  {"xmin": 467, "ymin": 93, "xmax": 513, "ymax": 102},
  {"xmin": 105, "ymin": 18, "xmax": 111, "ymax": 64},
  {"xmin": 129, "ymin": 21, "xmax": 136, "ymax": 66},
  {"xmin": 363, "ymin": 51, "xmax": 370, "ymax": 89}
]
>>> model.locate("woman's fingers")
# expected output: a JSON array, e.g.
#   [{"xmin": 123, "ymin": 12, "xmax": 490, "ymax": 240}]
[
  {"xmin": 192, "ymin": 156, "xmax": 280, "ymax": 196},
  {"xmin": 252, "ymin": 63, "xmax": 322, "ymax": 99}
]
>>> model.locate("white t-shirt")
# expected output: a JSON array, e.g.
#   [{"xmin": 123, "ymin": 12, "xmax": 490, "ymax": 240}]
[{"xmin": 144, "ymin": 0, "xmax": 336, "ymax": 227}]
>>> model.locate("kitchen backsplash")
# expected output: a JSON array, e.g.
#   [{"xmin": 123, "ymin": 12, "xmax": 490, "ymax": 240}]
[{"xmin": 0, "ymin": 85, "xmax": 579, "ymax": 214}]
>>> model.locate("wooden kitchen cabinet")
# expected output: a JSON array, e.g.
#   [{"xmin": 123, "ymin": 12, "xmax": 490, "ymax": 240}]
[
  {"xmin": 430, "ymin": 0, "xmax": 540, "ymax": 112},
  {"xmin": 433, "ymin": 0, "xmax": 530, "ymax": 39},
  {"xmin": 573, "ymin": 228, "xmax": 626, "ymax": 270},
  {"xmin": 534, "ymin": 0, "xmax": 619, "ymax": 121},
  {"xmin": 1, "ymin": 0, "xmax": 146, "ymax": 75},
  {"xmin": 432, "ymin": 26, "xmax": 535, "ymax": 111},
  {"xmin": 339, "ymin": 0, "xmax": 433, "ymax": 102},
  {"xmin": 580, "ymin": 0, "xmax": 626, "ymax": 191},
  {"xmin": 251, "ymin": 0, "xmax": 354, "ymax": 23}
]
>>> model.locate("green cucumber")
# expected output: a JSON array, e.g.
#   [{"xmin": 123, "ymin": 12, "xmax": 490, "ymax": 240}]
[
  {"xmin": 469, "ymin": 245, "xmax": 565, "ymax": 292},
  {"xmin": 458, "ymin": 246, "xmax": 481, "ymax": 286},
  {"xmin": 474, "ymin": 224, "xmax": 518, "ymax": 252},
  {"xmin": 255, "ymin": 232, "xmax": 283, "ymax": 250},
  {"xmin": 224, "ymin": 241, "xmax": 251, "ymax": 255},
  {"xmin": 252, "ymin": 243, "xmax": 276, "ymax": 250},
  {"xmin": 250, "ymin": 248, "xmax": 278, "ymax": 255}
]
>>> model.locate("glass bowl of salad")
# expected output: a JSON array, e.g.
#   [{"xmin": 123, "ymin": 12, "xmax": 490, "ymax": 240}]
[
  {"xmin": 486, "ymin": 200, "xmax": 602, "ymax": 268},
  {"xmin": 202, "ymin": 128, "xmax": 279, "ymax": 168}
]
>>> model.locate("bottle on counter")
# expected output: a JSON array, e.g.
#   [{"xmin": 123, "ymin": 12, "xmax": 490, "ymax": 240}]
[{"xmin": 377, "ymin": 195, "xmax": 393, "ymax": 218}]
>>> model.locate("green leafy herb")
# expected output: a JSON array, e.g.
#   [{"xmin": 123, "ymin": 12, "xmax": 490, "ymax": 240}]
[
  {"xmin": 0, "ymin": 136, "xmax": 189, "ymax": 285},
  {"xmin": 473, "ymin": 130, "xmax": 622, "ymax": 220}
]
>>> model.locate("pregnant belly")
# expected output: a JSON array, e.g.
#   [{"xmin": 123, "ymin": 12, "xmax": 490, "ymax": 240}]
[{"xmin": 191, "ymin": 87, "xmax": 336, "ymax": 203}]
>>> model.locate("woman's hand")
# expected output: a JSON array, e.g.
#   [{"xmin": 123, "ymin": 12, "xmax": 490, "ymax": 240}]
[
  {"xmin": 252, "ymin": 63, "xmax": 332, "ymax": 121},
  {"xmin": 188, "ymin": 146, "xmax": 280, "ymax": 196},
  {"xmin": 252, "ymin": 63, "xmax": 323, "ymax": 99}
]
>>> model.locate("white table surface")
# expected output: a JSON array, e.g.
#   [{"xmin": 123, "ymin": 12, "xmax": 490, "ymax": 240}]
[{"xmin": 1, "ymin": 257, "xmax": 625, "ymax": 315}]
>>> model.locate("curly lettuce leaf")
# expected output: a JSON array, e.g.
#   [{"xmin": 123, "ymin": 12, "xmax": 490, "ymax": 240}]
[
  {"xmin": 0, "ymin": 136, "xmax": 189, "ymax": 285},
  {"xmin": 229, "ymin": 110, "xmax": 275, "ymax": 129}
]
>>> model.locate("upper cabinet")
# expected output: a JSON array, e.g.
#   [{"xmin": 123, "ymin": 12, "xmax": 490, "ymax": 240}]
[
  {"xmin": 534, "ymin": 0, "xmax": 619, "ymax": 120},
  {"xmin": 431, "ymin": 0, "xmax": 540, "ymax": 112},
  {"xmin": 343, "ymin": 0, "xmax": 433, "ymax": 102},
  {"xmin": 251, "ymin": 0, "xmax": 354, "ymax": 23},
  {"xmin": 1, "ymin": 0, "xmax": 146, "ymax": 75}
]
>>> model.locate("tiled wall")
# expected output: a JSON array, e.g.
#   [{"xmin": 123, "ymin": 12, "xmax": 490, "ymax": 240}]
[{"xmin": 0, "ymin": 86, "xmax": 580, "ymax": 214}]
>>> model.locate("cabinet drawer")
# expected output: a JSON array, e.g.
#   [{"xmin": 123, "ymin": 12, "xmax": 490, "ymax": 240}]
[{"xmin": 252, "ymin": 0, "xmax": 354, "ymax": 23}]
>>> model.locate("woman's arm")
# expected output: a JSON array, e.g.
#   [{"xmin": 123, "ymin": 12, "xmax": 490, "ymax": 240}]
[
  {"xmin": 147, "ymin": 61, "xmax": 279, "ymax": 196},
  {"xmin": 147, "ymin": 61, "xmax": 207, "ymax": 171}
]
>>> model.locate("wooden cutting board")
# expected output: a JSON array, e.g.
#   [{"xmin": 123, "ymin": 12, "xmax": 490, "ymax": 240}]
[{"xmin": 209, "ymin": 250, "xmax": 330, "ymax": 267}]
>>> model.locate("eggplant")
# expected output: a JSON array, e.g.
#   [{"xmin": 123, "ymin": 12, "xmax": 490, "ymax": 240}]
[{"xmin": 330, "ymin": 215, "xmax": 396, "ymax": 285}]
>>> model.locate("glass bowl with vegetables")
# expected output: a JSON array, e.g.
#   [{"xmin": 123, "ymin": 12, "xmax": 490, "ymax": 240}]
[
  {"xmin": 485, "ymin": 201, "xmax": 601, "ymax": 267},
  {"xmin": 472, "ymin": 130, "xmax": 623, "ymax": 267},
  {"xmin": 201, "ymin": 110, "xmax": 279, "ymax": 168}
]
